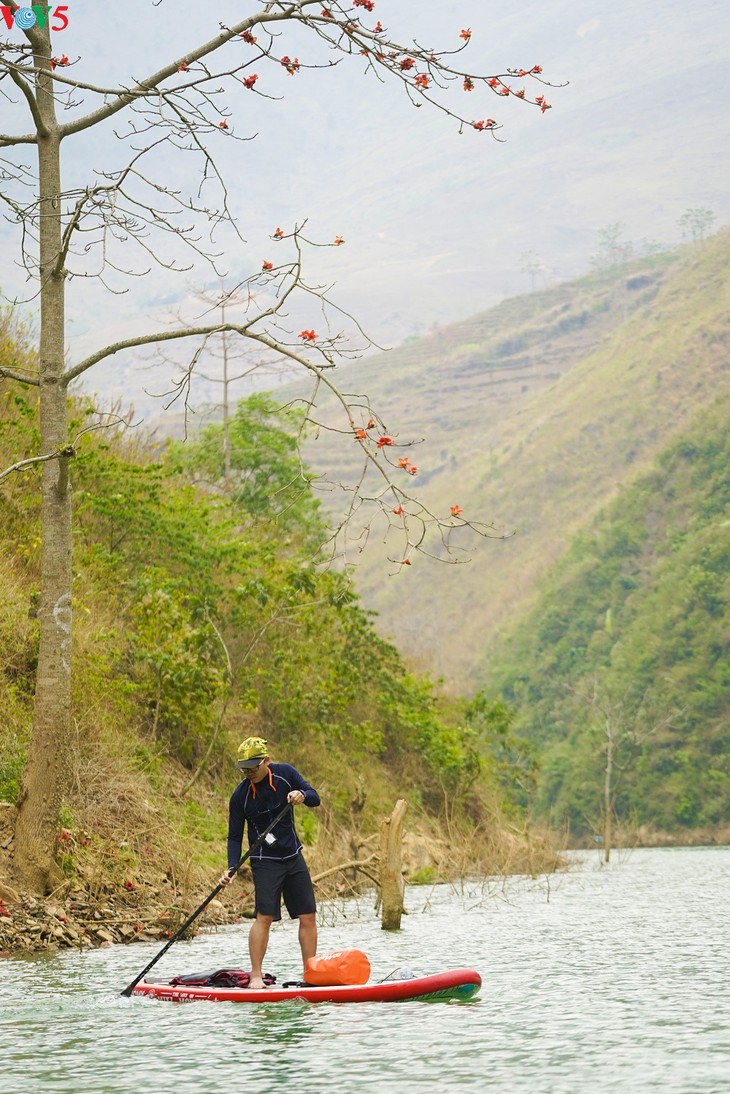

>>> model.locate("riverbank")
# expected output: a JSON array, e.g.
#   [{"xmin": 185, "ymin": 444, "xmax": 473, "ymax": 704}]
[
  {"xmin": 0, "ymin": 878, "xmax": 246, "ymax": 957},
  {"xmin": 0, "ymin": 797, "xmax": 564, "ymax": 956},
  {"xmin": 5, "ymin": 805, "xmax": 728, "ymax": 957},
  {"xmin": 567, "ymin": 823, "xmax": 730, "ymax": 851}
]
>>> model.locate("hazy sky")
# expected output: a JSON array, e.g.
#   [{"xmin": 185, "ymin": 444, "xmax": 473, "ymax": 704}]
[{"xmin": 1, "ymin": 0, "xmax": 728, "ymax": 415}]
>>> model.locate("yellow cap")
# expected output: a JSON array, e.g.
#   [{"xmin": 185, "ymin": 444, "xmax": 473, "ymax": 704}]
[{"xmin": 236, "ymin": 736, "xmax": 268, "ymax": 769}]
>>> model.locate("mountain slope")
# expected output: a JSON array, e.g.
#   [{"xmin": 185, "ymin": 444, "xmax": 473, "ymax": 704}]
[
  {"xmin": 299, "ymin": 231, "xmax": 730, "ymax": 687},
  {"xmin": 485, "ymin": 399, "xmax": 730, "ymax": 832}
]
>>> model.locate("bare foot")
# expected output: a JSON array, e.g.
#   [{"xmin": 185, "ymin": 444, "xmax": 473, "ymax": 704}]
[{"xmin": 249, "ymin": 975, "xmax": 265, "ymax": 990}]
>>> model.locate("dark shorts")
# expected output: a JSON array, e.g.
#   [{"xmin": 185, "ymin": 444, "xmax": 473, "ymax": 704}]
[{"xmin": 251, "ymin": 852, "xmax": 316, "ymax": 921}]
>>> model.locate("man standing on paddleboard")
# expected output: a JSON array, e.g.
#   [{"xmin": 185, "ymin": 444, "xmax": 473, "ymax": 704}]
[{"xmin": 219, "ymin": 736, "xmax": 320, "ymax": 989}]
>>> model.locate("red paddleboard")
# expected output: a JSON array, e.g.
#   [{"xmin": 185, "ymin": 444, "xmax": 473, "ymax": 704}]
[{"xmin": 131, "ymin": 968, "xmax": 481, "ymax": 1004}]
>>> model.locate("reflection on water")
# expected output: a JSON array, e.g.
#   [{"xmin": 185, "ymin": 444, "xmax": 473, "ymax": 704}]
[
  {"xmin": 1, "ymin": 847, "xmax": 729, "ymax": 1093},
  {"xmin": 232, "ymin": 999, "xmax": 317, "ymax": 1049}
]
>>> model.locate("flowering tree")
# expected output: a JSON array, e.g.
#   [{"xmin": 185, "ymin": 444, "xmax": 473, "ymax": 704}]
[{"xmin": 0, "ymin": 0, "xmax": 558, "ymax": 891}]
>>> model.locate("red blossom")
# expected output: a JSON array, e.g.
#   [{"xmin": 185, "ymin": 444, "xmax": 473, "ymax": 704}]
[
  {"xmin": 499, "ymin": 87, "xmax": 510, "ymax": 96},
  {"xmin": 460, "ymin": 28, "xmax": 472, "ymax": 41},
  {"xmin": 450, "ymin": 504, "xmax": 464, "ymax": 517},
  {"xmin": 367, "ymin": 417, "xmax": 376, "ymax": 429},
  {"xmin": 532, "ymin": 64, "xmax": 543, "ymax": 73},
  {"xmin": 299, "ymin": 329, "xmax": 318, "ymax": 342},
  {"xmin": 397, "ymin": 456, "xmax": 410, "ymax": 468},
  {"xmin": 219, "ymin": 119, "xmax": 229, "ymax": 129},
  {"xmin": 243, "ymin": 73, "xmax": 258, "ymax": 89},
  {"xmin": 50, "ymin": 54, "xmax": 69, "ymax": 69},
  {"xmin": 399, "ymin": 57, "xmax": 415, "ymax": 71},
  {"xmin": 321, "ymin": 8, "xmax": 332, "ymax": 18},
  {"xmin": 488, "ymin": 77, "xmax": 500, "ymax": 89},
  {"xmin": 355, "ymin": 428, "xmax": 367, "ymax": 441},
  {"xmin": 374, "ymin": 21, "xmax": 383, "ymax": 33},
  {"xmin": 334, "ymin": 235, "xmax": 345, "ymax": 246},
  {"xmin": 407, "ymin": 465, "xmax": 418, "ymax": 475},
  {"xmin": 262, "ymin": 260, "xmax": 273, "ymax": 271},
  {"xmin": 393, "ymin": 505, "xmax": 405, "ymax": 516},
  {"xmin": 353, "ymin": 0, "xmax": 375, "ymax": 10},
  {"xmin": 414, "ymin": 73, "xmax": 429, "ymax": 89},
  {"xmin": 463, "ymin": 77, "xmax": 474, "ymax": 91},
  {"xmin": 399, "ymin": 558, "xmax": 412, "ymax": 566},
  {"xmin": 376, "ymin": 435, "xmax": 394, "ymax": 448},
  {"xmin": 515, "ymin": 88, "xmax": 526, "ymax": 99},
  {"xmin": 273, "ymin": 226, "xmax": 284, "ymax": 239},
  {"xmin": 281, "ymin": 55, "xmax": 301, "ymax": 75},
  {"xmin": 177, "ymin": 62, "xmax": 188, "ymax": 72},
  {"xmin": 540, "ymin": 100, "xmax": 551, "ymax": 112},
  {"xmin": 241, "ymin": 30, "xmax": 257, "ymax": 44}
]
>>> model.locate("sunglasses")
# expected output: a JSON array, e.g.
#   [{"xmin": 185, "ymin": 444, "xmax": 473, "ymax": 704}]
[{"xmin": 238, "ymin": 758, "xmax": 265, "ymax": 771}]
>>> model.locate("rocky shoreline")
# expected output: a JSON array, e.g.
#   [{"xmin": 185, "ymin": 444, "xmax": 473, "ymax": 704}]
[
  {"xmin": 0, "ymin": 798, "xmax": 257, "ymax": 957},
  {"xmin": 0, "ymin": 879, "xmax": 253, "ymax": 957}
]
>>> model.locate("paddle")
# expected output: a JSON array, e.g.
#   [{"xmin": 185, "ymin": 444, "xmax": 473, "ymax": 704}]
[{"xmin": 120, "ymin": 801, "xmax": 292, "ymax": 997}]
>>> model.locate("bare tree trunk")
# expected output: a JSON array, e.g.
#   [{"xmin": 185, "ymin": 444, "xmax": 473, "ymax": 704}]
[
  {"xmin": 221, "ymin": 301, "xmax": 231, "ymax": 488},
  {"xmin": 13, "ymin": 34, "xmax": 71, "ymax": 893},
  {"xmin": 604, "ymin": 732, "xmax": 613, "ymax": 864},
  {"xmin": 380, "ymin": 798, "xmax": 407, "ymax": 930}
]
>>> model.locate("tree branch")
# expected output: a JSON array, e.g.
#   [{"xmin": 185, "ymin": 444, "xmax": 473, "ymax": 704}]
[
  {"xmin": 311, "ymin": 851, "xmax": 378, "ymax": 885},
  {"xmin": 4, "ymin": 59, "xmax": 45, "ymax": 137},
  {"xmin": 61, "ymin": 320, "xmax": 330, "ymax": 386},
  {"xmin": 56, "ymin": 6, "xmax": 304, "ymax": 140},
  {"xmin": 0, "ymin": 417, "xmax": 127, "ymax": 485},
  {"xmin": 0, "ymin": 445, "xmax": 75, "ymax": 484},
  {"xmin": 0, "ymin": 362, "xmax": 40, "ymax": 385}
]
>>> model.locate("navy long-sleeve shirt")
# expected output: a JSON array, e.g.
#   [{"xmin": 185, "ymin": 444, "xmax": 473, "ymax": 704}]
[{"xmin": 226, "ymin": 762, "xmax": 320, "ymax": 868}]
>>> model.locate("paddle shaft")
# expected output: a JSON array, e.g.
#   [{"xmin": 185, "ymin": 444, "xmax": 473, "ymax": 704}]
[{"xmin": 120, "ymin": 801, "xmax": 292, "ymax": 996}]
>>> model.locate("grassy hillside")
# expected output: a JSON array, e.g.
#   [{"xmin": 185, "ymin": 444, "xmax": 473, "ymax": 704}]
[
  {"xmin": 294, "ymin": 232, "xmax": 730, "ymax": 688},
  {"xmin": 0, "ymin": 380, "xmax": 552, "ymax": 898},
  {"xmin": 483, "ymin": 399, "xmax": 730, "ymax": 835}
]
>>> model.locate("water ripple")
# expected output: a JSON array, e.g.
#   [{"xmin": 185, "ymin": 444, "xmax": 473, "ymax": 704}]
[{"xmin": 1, "ymin": 847, "xmax": 728, "ymax": 1093}]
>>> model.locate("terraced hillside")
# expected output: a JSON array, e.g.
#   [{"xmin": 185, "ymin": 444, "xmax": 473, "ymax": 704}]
[{"xmin": 298, "ymin": 232, "xmax": 730, "ymax": 688}]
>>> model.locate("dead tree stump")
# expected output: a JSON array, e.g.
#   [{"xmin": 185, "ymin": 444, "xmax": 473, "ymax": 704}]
[{"xmin": 379, "ymin": 798, "xmax": 407, "ymax": 930}]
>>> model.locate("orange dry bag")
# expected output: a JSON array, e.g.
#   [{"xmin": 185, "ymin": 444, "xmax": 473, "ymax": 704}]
[{"xmin": 304, "ymin": 949, "xmax": 371, "ymax": 986}]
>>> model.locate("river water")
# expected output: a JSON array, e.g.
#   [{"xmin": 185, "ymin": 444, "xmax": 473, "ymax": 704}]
[{"xmin": 1, "ymin": 846, "xmax": 728, "ymax": 1093}]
